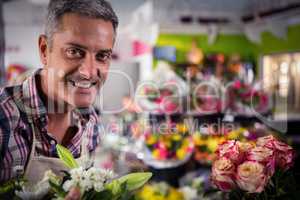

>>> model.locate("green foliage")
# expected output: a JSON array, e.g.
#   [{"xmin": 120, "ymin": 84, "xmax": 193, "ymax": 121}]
[
  {"xmin": 0, "ymin": 177, "xmax": 25, "ymax": 199},
  {"xmin": 108, "ymin": 172, "xmax": 153, "ymax": 192},
  {"xmin": 56, "ymin": 144, "xmax": 79, "ymax": 169}
]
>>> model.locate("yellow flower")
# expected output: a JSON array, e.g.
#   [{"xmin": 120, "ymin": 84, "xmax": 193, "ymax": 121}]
[
  {"xmin": 176, "ymin": 124, "xmax": 188, "ymax": 133},
  {"xmin": 176, "ymin": 148, "xmax": 186, "ymax": 160},
  {"xmin": 206, "ymin": 138, "xmax": 219, "ymax": 152},
  {"xmin": 172, "ymin": 134, "xmax": 182, "ymax": 141},
  {"xmin": 164, "ymin": 140, "xmax": 172, "ymax": 148},
  {"xmin": 136, "ymin": 184, "xmax": 184, "ymax": 200},
  {"xmin": 227, "ymin": 130, "xmax": 239, "ymax": 140},
  {"xmin": 167, "ymin": 188, "xmax": 185, "ymax": 200},
  {"xmin": 182, "ymin": 138, "xmax": 191, "ymax": 148},
  {"xmin": 227, "ymin": 128, "xmax": 246, "ymax": 140},
  {"xmin": 152, "ymin": 149, "xmax": 160, "ymax": 159},
  {"xmin": 193, "ymin": 134, "xmax": 205, "ymax": 146},
  {"xmin": 146, "ymin": 135, "xmax": 157, "ymax": 145}
]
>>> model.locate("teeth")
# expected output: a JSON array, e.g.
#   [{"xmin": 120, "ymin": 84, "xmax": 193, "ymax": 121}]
[
  {"xmin": 75, "ymin": 81, "xmax": 92, "ymax": 89},
  {"xmin": 68, "ymin": 80, "xmax": 96, "ymax": 89}
]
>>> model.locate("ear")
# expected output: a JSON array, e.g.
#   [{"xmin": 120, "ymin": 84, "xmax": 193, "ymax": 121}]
[{"xmin": 38, "ymin": 35, "xmax": 49, "ymax": 66}]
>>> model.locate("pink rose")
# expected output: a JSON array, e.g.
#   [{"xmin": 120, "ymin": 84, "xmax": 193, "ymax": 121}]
[
  {"xmin": 211, "ymin": 157, "xmax": 236, "ymax": 191},
  {"xmin": 273, "ymin": 140, "xmax": 295, "ymax": 170},
  {"xmin": 216, "ymin": 140, "xmax": 243, "ymax": 164},
  {"xmin": 237, "ymin": 141, "xmax": 254, "ymax": 153},
  {"xmin": 161, "ymin": 98, "xmax": 179, "ymax": 114},
  {"xmin": 236, "ymin": 161, "xmax": 268, "ymax": 193},
  {"xmin": 256, "ymin": 135, "xmax": 295, "ymax": 170},
  {"xmin": 256, "ymin": 135, "xmax": 277, "ymax": 149},
  {"xmin": 233, "ymin": 80, "xmax": 242, "ymax": 90},
  {"xmin": 247, "ymin": 146, "xmax": 275, "ymax": 177},
  {"xmin": 247, "ymin": 146, "xmax": 273, "ymax": 163}
]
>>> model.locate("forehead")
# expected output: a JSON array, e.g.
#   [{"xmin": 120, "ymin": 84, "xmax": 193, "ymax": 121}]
[{"xmin": 53, "ymin": 13, "xmax": 115, "ymax": 50}]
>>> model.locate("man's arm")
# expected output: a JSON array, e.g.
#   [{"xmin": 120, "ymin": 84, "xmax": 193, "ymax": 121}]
[{"xmin": 0, "ymin": 103, "xmax": 10, "ymax": 162}]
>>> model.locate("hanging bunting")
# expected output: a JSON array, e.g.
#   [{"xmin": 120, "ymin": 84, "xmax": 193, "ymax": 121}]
[
  {"xmin": 267, "ymin": 20, "xmax": 287, "ymax": 40},
  {"xmin": 244, "ymin": 23, "xmax": 263, "ymax": 44},
  {"xmin": 207, "ymin": 24, "xmax": 219, "ymax": 45}
]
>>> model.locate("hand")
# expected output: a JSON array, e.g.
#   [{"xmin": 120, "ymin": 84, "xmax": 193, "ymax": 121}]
[{"xmin": 64, "ymin": 187, "xmax": 81, "ymax": 200}]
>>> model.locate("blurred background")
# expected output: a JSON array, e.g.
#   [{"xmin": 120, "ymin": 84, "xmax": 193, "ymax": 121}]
[{"xmin": 1, "ymin": 0, "xmax": 300, "ymax": 199}]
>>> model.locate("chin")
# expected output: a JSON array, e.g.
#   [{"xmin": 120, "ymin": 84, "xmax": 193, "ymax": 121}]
[
  {"xmin": 73, "ymin": 100, "xmax": 94, "ymax": 108},
  {"xmin": 69, "ymin": 92, "xmax": 96, "ymax": 108}
]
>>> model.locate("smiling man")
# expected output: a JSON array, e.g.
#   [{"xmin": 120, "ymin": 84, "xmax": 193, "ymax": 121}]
[{"xmin": 0, "ymin": 0, "xmax": 118, "ymax": 198}]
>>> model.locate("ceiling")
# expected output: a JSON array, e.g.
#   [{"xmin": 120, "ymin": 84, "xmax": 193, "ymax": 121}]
[{"xmin": 3, "ymin": 0, "xmax": 300, "ymax": 34}]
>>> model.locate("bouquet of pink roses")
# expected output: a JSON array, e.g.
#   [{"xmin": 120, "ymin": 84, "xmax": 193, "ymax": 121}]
[
  {"xmin": 139, "ymin": 83, "xmax": 182, "ymax": 114},
  {"xmin": 227, "ymin": 80, "xmax": 270, "ymax": 114},
  {"xmin": 211, "ymin": 135, "xmax": 299, "ymax": 200}
]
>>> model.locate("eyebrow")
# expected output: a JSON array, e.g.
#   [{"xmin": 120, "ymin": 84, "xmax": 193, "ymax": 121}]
[{"xmin": 66, "ymin": 43, "xmax": 112, "ymax": 53}]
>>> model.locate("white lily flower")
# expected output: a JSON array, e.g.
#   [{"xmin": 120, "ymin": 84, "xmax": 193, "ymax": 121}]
[
  {"xmin": 93, "ymin": 182, "xmax": 104, "ymax": 192},
  {"xmin": 63, "ymin": 180, "xmax": 75, "ymax": 192},
  {"xmin": 180, "ymin": 186, "xmax": 198, "ymax": 200},
  {"xmin": 70, "ymin": 167, "xmax": 84, "ymax": 182}
]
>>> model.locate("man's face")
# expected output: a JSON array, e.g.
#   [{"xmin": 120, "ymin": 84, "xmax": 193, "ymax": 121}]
[{"xmin": 40, "ymin": 13, "xmax": 115, "ymax": 109}]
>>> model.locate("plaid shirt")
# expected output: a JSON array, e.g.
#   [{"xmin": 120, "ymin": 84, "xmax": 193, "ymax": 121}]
[{"xmin": 0, "ymin": 70, "xmax": 100, "ymax": 182}]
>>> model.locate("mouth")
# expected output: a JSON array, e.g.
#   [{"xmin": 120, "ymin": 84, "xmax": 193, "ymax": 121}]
[{"xmin": 68, "ymin": 79, "xmax": 98, "ymax": 89}]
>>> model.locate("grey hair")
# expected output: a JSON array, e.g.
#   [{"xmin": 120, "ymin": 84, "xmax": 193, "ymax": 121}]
[{"xmin": 45, "ymin": 0, "xmax": 118, "ymax": 44}]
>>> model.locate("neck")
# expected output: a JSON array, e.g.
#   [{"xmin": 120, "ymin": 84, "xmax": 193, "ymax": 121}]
[{"xmin": 47, "ymin": 112, "xmax": 71, "ymax": 143}]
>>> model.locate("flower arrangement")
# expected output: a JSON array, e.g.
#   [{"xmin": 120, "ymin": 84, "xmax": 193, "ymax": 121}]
[
  {"xmin": 191, "ymin": 84, "xmax": 222, "ymax": 114},
  {"xmin": 193, "ymin": 127, "xmax": 251, "ymax": 164},
  {"xmin": 135, "ymin": 182, "xmax": 185, "ymax": 200},
  {"xmin": 211, "ymin": 135, "xmax": 298, "ymax": 200},
  {"xmin": 227, "ymin": 80, "xmax": 270, "ymax": 114},
  {"xmin": 144, "ymin": 123, "xmax": 194, "ymax": 161},
  {"xmin": 145, "ymin": 130, "xmax": 194, "ymax": 161},
  {"xmin": 139, "ymin": 83, "xmax": 182, "ymax": 114},
  {"xmin": 1, "ymin": 145, "xmax": 152, "ymax": 200}
]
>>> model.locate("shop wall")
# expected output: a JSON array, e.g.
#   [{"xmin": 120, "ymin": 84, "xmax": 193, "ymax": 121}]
[
  {"xmin": 156, "ymin": 24, "xmax": 300, "ymax": 64},
  {"xmin": 156, "ymin": 33, "xmax": 259, "ymax": 63},
  {"xmin": 259, "ymin": 24, "xmax": 300, "ymax": 55}
]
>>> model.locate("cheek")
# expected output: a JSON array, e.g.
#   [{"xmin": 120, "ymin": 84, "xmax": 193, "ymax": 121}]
[
  {"xmin": 100, "ymin": 65, "xmax": 110, "ymax": 79},
  {"xmin": 48, "ymin": 53, "xmax": 77, "ymax": 77}
]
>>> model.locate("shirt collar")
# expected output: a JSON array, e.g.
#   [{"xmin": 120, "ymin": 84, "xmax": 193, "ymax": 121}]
[{"xmin": 21, "ymin": 69, "xmax": 47, "ymax": 120}]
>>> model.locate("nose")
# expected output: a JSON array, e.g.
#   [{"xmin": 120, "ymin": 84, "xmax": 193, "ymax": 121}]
[{"xmin": 78, "ymin": 54, "xmax": 98, "ymax": 79}]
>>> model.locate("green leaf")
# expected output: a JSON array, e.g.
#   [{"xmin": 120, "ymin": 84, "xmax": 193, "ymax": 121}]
[
  {"xmin": 203, "ymin": 188, "xmax": 220, "ymax": 197},
  {"xmin": 56, "ymin": 144, "xmax": 79, "ymax": 169},
  {"xmin": 94, "ymin": 190, "xmax": 113, "ymax": 200},
  {"xmin": 108, "ymin": 172, "xmax": 152, "ymax": 192},
  {"xmin": 49, "ymin": 179, "xmax": 67, "ymax": 198},
  {"xmin": 0, "ymin": 181, "xmax": 15, "ymax": 194},
  {"xmin": 106, "ymin": 179, "xmax": 122, "ymax": 196}
]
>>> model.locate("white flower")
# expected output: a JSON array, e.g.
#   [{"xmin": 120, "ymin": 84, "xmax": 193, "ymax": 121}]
[
  {"xmin": 192, "ymin": 176, "xmax": 205, "ymax": 188},
  {"xmin": 61, "ymin": 167, "xmax": 115, "ymax": 195},
  {"xmin": 93, "ymin": 182, "xmax": 104, "ymax": 192},
  {"xmin": 102, "ymin": 169, "xmax": 115, "ymax": 180},
  {"xmin": 63, "ymin": 180, "xmax": 75, "ymax": 192},
  {"xmin": 70, "ymin": 167, "xmax": 84, "ymax": 182},
  {"xmin": 180, "ymin": 186, "xmax": 198, "ymax": 200},
  {"xmin": 80, "ymin": 178, "xmax": 93, "ymax": 192}
]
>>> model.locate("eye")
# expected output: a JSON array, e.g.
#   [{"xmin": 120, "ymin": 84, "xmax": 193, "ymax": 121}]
[
  {"xmin": 96, "ymin": 51, "xmax": 112, "ymax": 63},
  {"xmin": 65, "ymin": 47, "xmax": 85, "ymax": 59}
]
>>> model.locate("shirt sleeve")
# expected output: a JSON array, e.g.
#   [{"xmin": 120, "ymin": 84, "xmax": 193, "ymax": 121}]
[{"xmin": 0, "ymin": 103, "xmax": 10, "ymax": 160}]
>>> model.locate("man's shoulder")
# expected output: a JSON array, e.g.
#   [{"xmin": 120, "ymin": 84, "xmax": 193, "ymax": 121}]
[
  {"xmin": 0, "ymin": 85, "xmax": 23, "ymax": 130},
  {"xmin": 0, "ymin": 84, "xmax": 22, "ymax": 102}
]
